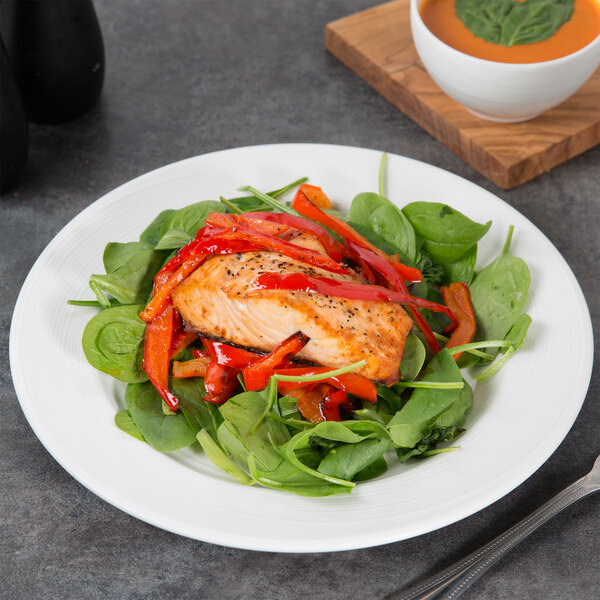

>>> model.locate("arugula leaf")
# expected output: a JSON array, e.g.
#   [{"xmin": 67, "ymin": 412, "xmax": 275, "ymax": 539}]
[
  {"xmin": 456, "ymin": 0, "xmax": 575, "ymax": 47},
  {"xmin": 82, "ymin": 304, "xmax": 147, "ymax": 382},
  {"xmin": 469, "ymin": 226, "xmax": 530, "ymax": 356},
  {"xmin": 247, "ymin": 455, "xmax": 352, "ymax": 497},
  {"xmin": 125, "ymin": 382, "xmax": 196, "ymax": 452},
  {"xmin": 197, "ymin": 430, "xmax": 254, "ymax": 485}
]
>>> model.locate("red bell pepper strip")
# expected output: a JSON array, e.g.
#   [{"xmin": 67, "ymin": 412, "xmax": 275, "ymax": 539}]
[
  {"xmin": 245, "ymin": 331, "xmax": 309, "ymax": 371},
  {"xmin": 140, "ymin": 253, "xmax": 208, "ymax": 322},
  {"xmin": 285, "ymin": 384, "xmax": 330, "ymax": 423},
  {"xmin": 200, "ymin": 340, "xmax": 261, "ymax": 369},
  {"xmin": 211, "ymin": 227, "xmax": 348, "ymax": 274},
  {"xmin": 250, "ymin": 272, "xmax": 455, "ymax": 322},
  {"xmin": 321, "ymin": 389, "xmax": 350, "ymax": 421},
  {"xmin": 205, "ymin": 212, "xmax": 291, "ymax": 237},
  {"xmin": 172, "ymin": 356, "xmax": 210, "ymax": 378},
  {"xmin": 291, "ymin": 189, "xmax": 422, "ymax": 283},
  {"xmin": 143, "ymin": 304, "xmax": 179, "ymax": 411},
  {"xmin": 243, "ymin": 366, "xmax": 377, "ymax": 403},
  {"xmin": 203, "ymin": 361, "xmax": 239, "ymax": 405},
  {"xmin": 441, "ymin": 282, "xmax": 477, "ymax": 361},
  {"xmin": 298, "ymin": 184, "xmax": 332, "ymax": 209},
  {"xmin": 244, "ymin": 212, "xmax": 344, "ymax": 262},
  {"xmin": 170, "ymin": 330, "xmax": 198, "ymax": 358},
  {"xmin": 346, "ymin": 241, "xmax": 446, "ymax": 353}
]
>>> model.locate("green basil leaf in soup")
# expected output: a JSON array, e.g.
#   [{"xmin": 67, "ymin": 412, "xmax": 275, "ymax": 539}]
[{"xmin": 455, "ymin": 0, "xmax": 575, "ymax": 47}]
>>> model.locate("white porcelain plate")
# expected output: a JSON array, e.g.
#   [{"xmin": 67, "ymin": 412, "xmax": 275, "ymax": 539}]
[{"xmin": 10, "ymin": 144, "xmax": 593, "ymax": 552}]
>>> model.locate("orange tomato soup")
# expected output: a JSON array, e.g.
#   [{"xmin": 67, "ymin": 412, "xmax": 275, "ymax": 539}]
[{"xmin": 420, "ymin": 0, "xmax": 600, "ymax": 63}]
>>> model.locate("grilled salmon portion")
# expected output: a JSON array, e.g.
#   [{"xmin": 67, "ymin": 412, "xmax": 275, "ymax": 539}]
[{"xmin": 170, "ymin": 234, "xmax": 413, "ymax": 384}]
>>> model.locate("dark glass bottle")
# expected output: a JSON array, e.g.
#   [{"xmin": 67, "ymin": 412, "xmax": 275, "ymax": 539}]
[
  {"xmin": 0, "ymin": 36, "xmax": 28, "ymax": 194},
  {"xmin": 0, "ymin": 0, "xmax": 105, "ymax": 124}
]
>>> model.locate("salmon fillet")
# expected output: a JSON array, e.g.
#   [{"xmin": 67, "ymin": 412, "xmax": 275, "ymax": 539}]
[{"xmin": 171, "ymin": 233, "xmax": 413, "ymax": 384}]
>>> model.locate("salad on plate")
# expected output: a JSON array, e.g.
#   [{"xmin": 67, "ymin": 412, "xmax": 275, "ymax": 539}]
[{"xmin": 71, "ymin": 156, "xmax": 531, "ymax": 497}]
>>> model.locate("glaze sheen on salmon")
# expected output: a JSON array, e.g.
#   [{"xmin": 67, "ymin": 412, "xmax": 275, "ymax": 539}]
[{"xmin": 171, "ymin": 233, "xmax": 413, "ymax": 384}]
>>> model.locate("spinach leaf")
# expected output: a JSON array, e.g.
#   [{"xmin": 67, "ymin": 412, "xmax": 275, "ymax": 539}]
[
  {"xmin": 317, "ymin": 436, "xmax": 391, "ymax": 481},
  {"xmin": 139, "ymin": 209, "xmax": 175, "ymax": 247},
  {"xmin": 218, "ymin": 380, "xmax": 289, "ymax": 471},
  {"xmin": 282, "ymin": 421, "xmax": 391, "ymax": 487},
  {"xmin": 353, "ymin": 456, "xmax": 388, "ymax": 481},
  {"xmin": 399, "ymin": 333, "xmax": 426, "ymax": 381},
  {"xmin": 387, "ymin": 349, "xmax": 462, "ymax": 448},
  {"xmin": 402, "ymin": 202, "xmax": 491, "ymax": 264},
  {"xmin": 247, "ymin": 455, "xmax": 352, "ymax": 497},
  {"xmin": 434, "ymin": 380, "xmax": 473, "ymax": 430},
  {"xmin": 102, "ymin": 242, "xmax": 153, "ymax": 274},
  {"xmin": 476, "ymin": 313, "xmax": 532, "ymax": 382},
  {"xmin": 441, "ymin": 244, "xmax": 477, "ymax": 286},
  {"xmin": 196, "ymin": 430, "xmax": 254, "ymax": 485},
  {"xmin": 469, "ymin": 226, "xmax": 530, "ymax": 356},
  {"xmin": 456, "ymin": 0, "xmax": 575, "ymax": 47},
  {"xmin": 89, "ymin": 244, "xmax": 165, "ymax": 308},
  {"xmin": 82, "ymin": 304, "xmax": 147, "ymax": 382},
  {"xmin": 170, "ymin": 377, "xmax": 223, "ymax": 438},
  {"xmin": 156, "ymin": 200, "xmax": 227, "ymax": 250},
  {"xmin": 350, "ymin": 192, "xmax": 418, "ymax": 265},
  {"xmin": 155, "ymin": 229, "xmax": 193, "ymax": 251},
  {"xmin": 125, "ymin": 382, "xmax": 196, "ymax": 452},
  {"xmin": 114, "ymin": 409, "xmax": 146, "ymax": 442}
]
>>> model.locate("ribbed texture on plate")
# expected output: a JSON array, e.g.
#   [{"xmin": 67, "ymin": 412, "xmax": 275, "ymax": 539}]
[{"xmin": 9, "ymin": 144, "xmax": 593, "ymax": 552}]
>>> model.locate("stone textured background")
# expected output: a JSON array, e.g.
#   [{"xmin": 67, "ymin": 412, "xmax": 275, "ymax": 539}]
[{"xmin": 2, "ymin": 1, "xmax": 598, "ymax": 598}]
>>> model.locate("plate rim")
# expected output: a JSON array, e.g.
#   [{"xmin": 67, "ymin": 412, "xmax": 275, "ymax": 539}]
[{"xmin": 9, "ymin": 142, "xmax": 595, "ymax": 552}]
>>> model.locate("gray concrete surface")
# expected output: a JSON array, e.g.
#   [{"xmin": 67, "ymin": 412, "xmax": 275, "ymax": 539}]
[{"xmin": 1, "ymin": 1, "xmax": 598, "ymax": 598}]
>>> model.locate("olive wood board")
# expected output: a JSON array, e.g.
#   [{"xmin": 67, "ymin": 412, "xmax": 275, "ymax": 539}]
[{"xmin": 325, "ymin": 0, "xmax": 600, "ymax": 189}]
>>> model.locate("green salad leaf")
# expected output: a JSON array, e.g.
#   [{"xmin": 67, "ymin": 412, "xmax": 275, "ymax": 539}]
[
  {"xmin": 89, "ymin": 243, "xmax": 165, "ymax": 308},
  {"xmin": 350, "ymin": 192, "xmax": 418, "ymax": 265},
  {"xmin": 156, "ymin": 200, "xmax": 227, "ymax": 249},
  {"xmin": 125, "ymin": 382, "xmax": 196, "ymax": 452},
  {"xmin": 82, "ymin": 304, "xmax": 147, "ymax": 382},
  {"xmin": 469, "ymin": 226, "xmax": 530, "ymax": 356},
  {"xmin": 455, "ymin": 0, "xmax": 575, "ymax": 47},
  {"xmin": 402, "ymin": 201, "xmax": 491, "ymax": 264}
]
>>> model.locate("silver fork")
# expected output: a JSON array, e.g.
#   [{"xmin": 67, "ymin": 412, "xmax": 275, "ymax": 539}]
[{"xmin": 386, "ymin": 454, "xmax": 600, "ymax": 600}]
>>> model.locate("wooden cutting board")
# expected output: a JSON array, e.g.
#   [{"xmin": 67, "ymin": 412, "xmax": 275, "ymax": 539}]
[{"xmin": 325, "ymin": 0, "xmax": 600, "ymax": 189}]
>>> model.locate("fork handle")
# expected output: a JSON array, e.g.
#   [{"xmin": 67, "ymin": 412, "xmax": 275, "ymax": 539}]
[{"xmin": 388, "ymin": 474, "xmax": 600, "ymax": 600}]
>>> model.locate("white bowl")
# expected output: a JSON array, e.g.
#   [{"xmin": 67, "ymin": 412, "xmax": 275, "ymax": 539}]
[{"xmin": 410, "ymin": 0, "xmax": 600, "ymax": 122}]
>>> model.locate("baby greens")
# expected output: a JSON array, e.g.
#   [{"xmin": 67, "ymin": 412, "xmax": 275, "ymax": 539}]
[
  {"xmin": 74, "ymin": 167, "xmax": 532, "ymax": 497},
  {"xmin": 455, "ymin": 0, "xmax": 575, "ymax": 47}
]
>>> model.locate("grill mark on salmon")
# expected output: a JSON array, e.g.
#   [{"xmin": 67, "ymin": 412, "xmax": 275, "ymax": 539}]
[{"xmin": 171, "ymin": 234, "xmax": 413, "ymax": 384}]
